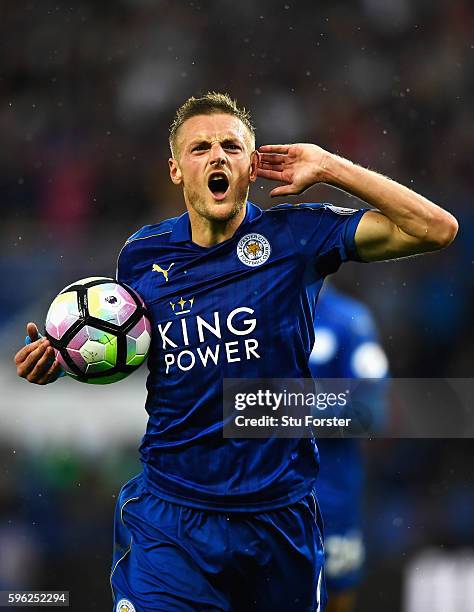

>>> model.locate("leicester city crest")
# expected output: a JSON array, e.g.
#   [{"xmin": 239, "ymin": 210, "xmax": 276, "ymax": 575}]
[
  {"xmin": 116, "ymin": 599, "xmax": 136, "ymax": 612},
  {"xmin": 237, "ymin": 233, "xmax": 271, "ymax": 267}
]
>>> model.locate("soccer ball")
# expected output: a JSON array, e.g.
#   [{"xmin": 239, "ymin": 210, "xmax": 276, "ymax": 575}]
[{"xmin": 44, "ymin": 277, "xmax": 152, "ymax": 384}]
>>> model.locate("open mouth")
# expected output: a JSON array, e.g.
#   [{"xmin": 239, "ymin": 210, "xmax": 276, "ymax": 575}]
[{"xmin": 208, "ymin": 173, "xmax": 230, "ymax": 200}]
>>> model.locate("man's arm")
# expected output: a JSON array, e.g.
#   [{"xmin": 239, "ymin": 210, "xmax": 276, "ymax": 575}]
[
  {"xmin": 14, "ymin": 322, "xmax": 63, "ymax": 385},
  {"xmin": 257, "ymin": 143, "xmax": 458, "ymax": 261}
]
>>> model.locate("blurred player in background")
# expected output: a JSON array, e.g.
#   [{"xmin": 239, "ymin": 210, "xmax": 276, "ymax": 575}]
[
  {"xmin": 309, "ymin": 285, "xmax": 389, "ymax": 611},
  {"xmin": 14, "ymin": 92, "xmax": 457, "ymax": 611}
]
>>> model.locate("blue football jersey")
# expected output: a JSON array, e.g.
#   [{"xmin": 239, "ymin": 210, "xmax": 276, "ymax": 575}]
[
  {"xmin": 116, "ymin": 201, "xmax": 367, "ymax": 511},
  {"xmin": 309, "ymin": 286, "xmax": 388, "ymax": 530}
]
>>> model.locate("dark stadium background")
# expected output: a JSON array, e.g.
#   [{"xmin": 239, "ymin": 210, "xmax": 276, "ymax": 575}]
[{"xmin": 1, "ymin": 1, "xmax": 473, "ymax": 610}]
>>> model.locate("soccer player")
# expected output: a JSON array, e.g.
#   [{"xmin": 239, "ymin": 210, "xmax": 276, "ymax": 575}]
[
  {"xmin": 309, "ymin": 285, "xmax": 389, "ymax": 612},
  {"xmin": 15, "ymin": 93, "xmax": 457, "ymax": 611}
]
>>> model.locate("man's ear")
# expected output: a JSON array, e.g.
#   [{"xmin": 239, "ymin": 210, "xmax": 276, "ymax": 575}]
[
  {"xmin": 169, "ymin": 158, "xmax": 182, "ymax": 185},
  {"xmin": 249, "ymin": 150, "xmax": 260, "ymax": 183}
]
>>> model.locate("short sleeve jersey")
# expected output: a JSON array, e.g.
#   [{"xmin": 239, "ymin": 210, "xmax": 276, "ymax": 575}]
[{"xmin": 117, "ymin": 201, "xmax": 367, "ymax": 511}]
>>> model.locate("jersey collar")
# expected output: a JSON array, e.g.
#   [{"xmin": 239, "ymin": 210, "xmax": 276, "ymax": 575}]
[{"xmin": 169, "ymin": 201, "xmax": 262, "ymax": 244}]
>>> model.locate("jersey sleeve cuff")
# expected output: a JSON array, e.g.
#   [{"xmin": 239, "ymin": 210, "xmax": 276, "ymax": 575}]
[{"xmin": 344, "ymin": 209, "xmax": 369, "ymax": 262}]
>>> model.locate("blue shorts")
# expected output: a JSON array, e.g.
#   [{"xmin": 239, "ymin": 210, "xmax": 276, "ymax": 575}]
[
  {"xmin": 111, "ymin": 474, "xmax": 326, "ymax": 611},
  {"xmin": 322, "ymin": 527, "xmax": 364, "ymax": 594},
  {"xmin": 316, "ymin": 491, "xmax": 364, "ymax": 593},
  {"xmin": 316, "ymin": 442, "xmax": 365, "ymax": 594}
]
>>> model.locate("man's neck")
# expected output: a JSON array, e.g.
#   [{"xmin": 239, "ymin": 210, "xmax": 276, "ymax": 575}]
[{"xmin": 188, "ymin": 204, "xmax": 247, "ymax": 247}]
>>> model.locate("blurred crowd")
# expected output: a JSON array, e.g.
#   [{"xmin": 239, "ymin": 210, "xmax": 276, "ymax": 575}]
[
  {"xmin": 1, "ymin": 0, "xmax": 473, "ymax": 376},
  {"xmin": 1, "ymin": 1, "xmax": 473, "ymax": 610}
]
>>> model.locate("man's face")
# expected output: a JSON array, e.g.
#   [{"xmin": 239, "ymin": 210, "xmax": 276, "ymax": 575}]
[{"xmin": 169, "ymin": 113, "xmax": 258, "ymax": 223}]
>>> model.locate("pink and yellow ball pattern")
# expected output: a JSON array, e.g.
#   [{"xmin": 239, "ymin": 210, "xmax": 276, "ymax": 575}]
[{"xmin": 45, "ymin": 277, "xmax": 151, "ymax": 384}]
